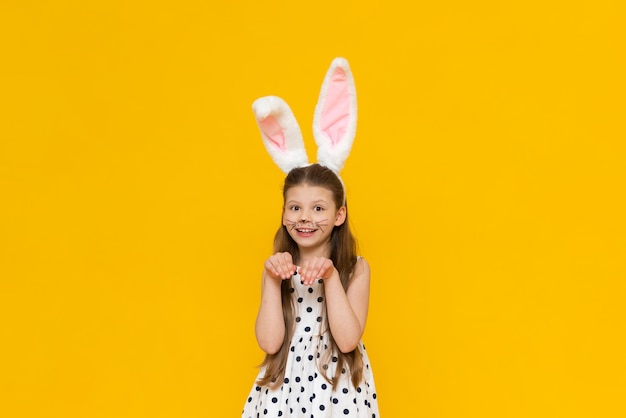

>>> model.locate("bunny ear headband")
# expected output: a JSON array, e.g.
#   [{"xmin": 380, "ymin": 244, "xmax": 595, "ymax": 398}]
[{"xmin": 252, "ymin": 57, "xmax": 357, "ymax": 183}]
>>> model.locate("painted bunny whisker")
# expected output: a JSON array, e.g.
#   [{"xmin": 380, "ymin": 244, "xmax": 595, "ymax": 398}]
[{"xmin": 285, "ymin": 219, "xmax": 330, "ymax": 233}]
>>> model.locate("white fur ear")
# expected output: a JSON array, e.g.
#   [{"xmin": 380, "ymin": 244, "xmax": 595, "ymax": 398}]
[
  {"xmin": 252, "ymin": 96, "xmax": 309, "ymax": 173},
  {"xmin": 313, "ymin": 58, "xmax": 357, "ymax": 173}
]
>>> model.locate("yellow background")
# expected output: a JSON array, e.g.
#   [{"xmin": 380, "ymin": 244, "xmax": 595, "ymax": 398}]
[{"xmin": 1, "ymin": 1, "xmax": 624, "ymax": 417}]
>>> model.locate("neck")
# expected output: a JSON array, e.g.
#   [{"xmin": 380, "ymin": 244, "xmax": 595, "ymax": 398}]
[{"xmin": 297, "ymin": 243, "xmax": 332, "ymax": 263}]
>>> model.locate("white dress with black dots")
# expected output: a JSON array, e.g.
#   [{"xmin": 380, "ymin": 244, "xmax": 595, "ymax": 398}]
[{"xmin": 242, "ymin": 270, "xmax": 379, "ymax": 418}]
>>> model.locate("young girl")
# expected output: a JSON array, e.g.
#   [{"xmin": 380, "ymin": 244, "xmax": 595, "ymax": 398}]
[{"xmin": 242, "ymin": 59, "xmax": 379, "ymax": 417}]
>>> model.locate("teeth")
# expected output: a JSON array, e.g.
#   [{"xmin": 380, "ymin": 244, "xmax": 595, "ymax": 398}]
[{"xmin": 298, "ymin": 229, "xmax": 315, "ymax": 233}]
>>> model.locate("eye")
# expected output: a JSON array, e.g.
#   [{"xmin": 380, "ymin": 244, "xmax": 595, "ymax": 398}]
[
  {"xmin": 289, "ymin": 205, "xmax": 300, "ymax": 211},
  {"xmin": 314, "ymin": 206, "xmax": 324, "ymax": 212}
]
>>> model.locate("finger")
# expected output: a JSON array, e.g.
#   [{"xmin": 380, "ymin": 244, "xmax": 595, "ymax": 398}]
[
  {"xmin": 264, "ymin": 259, "xmax": 281, "ymax": 280},
  {"xmin": 301, "ymin": 259, "xmax": 313, "ymax": 285},
  {"xmin": 269, "ymin": 254, "xmax": 290, "ymax": 280},
  {"xmin": 299, "ymin": 260, "xmax": 310, "ymax": 284},
  {"xmin": 303, "ymin": 258, "xmax": 322, "ymax": 285},
  {"xmin": 312, "ymin": 258, "xmax": 333, "ymax": 284},
  {"xmin": 310, "ymin": 259, "xmax": 325, "ymax": 285},
  {"xmin": 280, "ymin": 253, "xmax": 296, "ymax": 278},
  {"xmin": 280, "ymin": 253, "xmax": 297, "ymax": 279},
  {"xmin": 276, "ymin": 258, "xmax": 291, "ymax": 279}
]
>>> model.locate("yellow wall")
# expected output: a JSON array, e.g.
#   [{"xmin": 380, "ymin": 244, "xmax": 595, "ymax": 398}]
[{"xmin": 1, "ymin": 1, "xmax": 624, "ymax": 417}]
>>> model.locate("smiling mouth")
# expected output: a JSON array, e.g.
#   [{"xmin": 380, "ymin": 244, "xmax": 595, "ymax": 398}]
[{"xmin": 295, "ymin": 228, "xmax": 317, "ymax": 233}]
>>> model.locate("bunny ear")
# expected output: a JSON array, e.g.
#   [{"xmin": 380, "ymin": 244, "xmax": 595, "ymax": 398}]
[
  {"xmin": 252, "ymin": 96, "xmax": 309, "ymax": 173},
  {"xmin": 313, "ymin": 58, "xmax": 357, "ymax": 173}
]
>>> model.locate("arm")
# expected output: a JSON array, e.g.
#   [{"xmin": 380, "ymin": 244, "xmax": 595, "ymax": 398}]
[
  {"xmin": 254, "ymin": 273, "xmax": 285, "ymax": 354},
  {"xmin": 300, "ymin": 257, "xmax": 370, "ymax": 353},
  {"xmin": 254, "ymin": 252, "xmax": 297, "ymax": 354}
]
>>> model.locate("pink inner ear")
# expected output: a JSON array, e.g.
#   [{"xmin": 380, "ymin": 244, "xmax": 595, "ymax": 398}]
[
  {"xmin": 258, "ymin": 115, "xmax": 286, "ymax": 150},
  {"xmin": 320, "ymin": 68, "xmax": 350, "ymax": 146}
]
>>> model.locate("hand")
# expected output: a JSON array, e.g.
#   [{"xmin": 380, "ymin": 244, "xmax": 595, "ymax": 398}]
[
  {"xmin": 264, "ymin": 252, "xmax": 297, "ymax": 281},
  {"xmin": 299, "ymin": 257, "xmax": 338, "ymax": 286}
]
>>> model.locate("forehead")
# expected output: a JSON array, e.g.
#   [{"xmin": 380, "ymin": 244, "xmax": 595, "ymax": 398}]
[{"xmin": 285, "ymin": 184, "xmax": 335, "ymax": 202}]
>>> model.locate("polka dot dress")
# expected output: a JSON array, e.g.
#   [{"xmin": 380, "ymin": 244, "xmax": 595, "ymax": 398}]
[{"xmin": 242, "ymin": 270, "xmax": 379, "ymax": 417}]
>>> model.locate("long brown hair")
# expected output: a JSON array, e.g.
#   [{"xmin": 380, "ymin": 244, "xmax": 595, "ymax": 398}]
[{"xmin": 256, "ymin": 164, "xmax": 364, "ymax": 390}]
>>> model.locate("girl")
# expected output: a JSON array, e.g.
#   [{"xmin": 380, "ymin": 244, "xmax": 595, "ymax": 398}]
[{"xmin": 242, "ymin": 59, "xmax": 379, "ymax": 417}]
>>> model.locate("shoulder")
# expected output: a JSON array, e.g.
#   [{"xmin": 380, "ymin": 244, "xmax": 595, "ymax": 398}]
[{"xmin": 351, "ymin": 257, "xmax": 370, "ymax": 281}]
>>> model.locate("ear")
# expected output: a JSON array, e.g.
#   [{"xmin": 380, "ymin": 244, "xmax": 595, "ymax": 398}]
[
  {"xmin": 313, "ymin": 58, "xmax": 357, "ymax": 173},
  {"xmin": 253, "ymin": 96, "xmax": 309, "ymax": 173},
  {"xmin": 334, "ymin": 206, "xmax": 347, "ymax": 227}
]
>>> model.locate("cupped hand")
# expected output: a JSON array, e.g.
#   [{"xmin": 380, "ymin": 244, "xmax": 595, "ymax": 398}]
[
  {"xmin": 264, "ymin": 252, "xmax": 297, "ymax": 281},
  {"xmin": 299, "ymin": 257, "xmax": 338, "ymax": 286}
]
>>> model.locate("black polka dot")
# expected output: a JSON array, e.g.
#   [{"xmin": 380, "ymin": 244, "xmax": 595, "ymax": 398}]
[
  {"xmin": 344, "ymin": 409, "xmax": 350, "ymax": 414},
  {"xmin": 271, "ymin": 397, "xmax": 278, "ymax": 403},
  {"xmin": 297, "ymin": 297, "xmax": 303, "ymax": 303},
  {"xmin": 342, "ymin": 388, "xmax": 349, "ymax": 394},
  {"xmin": 304, "ymin": 326, "xmax": 311, "ymax": 332},
  {"xmin": 308, "ymin": 355, "xmax": 314, "ymax": 361},
  {"xmin": 295, "ymin": 317, "xmax": 301, "ymax": 322},
  {"xmin": 306, "ymin": 307, "xmax": 313, "ymax": 313},
  {"xmin": 317, "ymin": 297, "xmax": 324, "ymax": 302},
  {"xmin": 290, "ymin": 287, "xmax": 295, "ymax": 293},
  {"xmin": 317, "ymin": 316, "xmax": 322, "ymax": 322},
  {"xmin": 320, "ymin": 405, "xmax": 326, "ymax": 411},
  {"xmin": 308, "ymin": 288, "xmax": 313, "ymax": 293}
]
